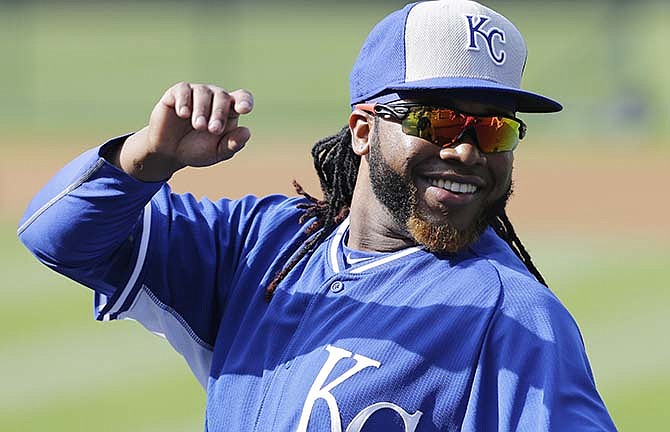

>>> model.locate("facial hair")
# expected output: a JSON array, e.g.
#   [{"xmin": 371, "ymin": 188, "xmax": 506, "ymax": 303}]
[{"xmin": 368, "ymin": 132, "xmax": 511, "ymax": 254}]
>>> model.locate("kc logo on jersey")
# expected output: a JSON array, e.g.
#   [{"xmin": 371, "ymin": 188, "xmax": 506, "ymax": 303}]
[
  {"xmin": 297, "ymin": 345, "xmax": 423, "ymax": 432},
  {"xmin": 466, "ymin": 15, "xmax": 506, "ymax": 65}
]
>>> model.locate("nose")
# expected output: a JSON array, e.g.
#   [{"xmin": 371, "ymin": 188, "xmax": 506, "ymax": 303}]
[{"xmin": 438, "ymin": 128, "xmax": 487, "ymax": 166}]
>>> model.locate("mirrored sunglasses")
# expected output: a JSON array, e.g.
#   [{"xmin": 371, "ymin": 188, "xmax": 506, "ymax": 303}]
[{"xmin": 355, "ymin": 103, "xmax": 526, "ymax": 153}]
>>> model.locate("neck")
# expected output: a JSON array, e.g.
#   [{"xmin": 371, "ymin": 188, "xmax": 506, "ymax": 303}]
[{"xmin": 347, "ymin": 165, "xmax": 417, "ymax": 253}]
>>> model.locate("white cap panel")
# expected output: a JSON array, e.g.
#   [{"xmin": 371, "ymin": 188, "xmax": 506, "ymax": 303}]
[{"xmin": 404, "ymin": 0, "xmax": 527, "ymax": 88}]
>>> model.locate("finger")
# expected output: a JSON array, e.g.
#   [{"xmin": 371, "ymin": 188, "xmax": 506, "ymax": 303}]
[
  {"xmin": 217, "ymin": 126, "xmax": 251, "ymax": 161},
  {"xmin": 191, "ymin": 85, "xmax": 213, "ymax": 131},
  {"xmin": 166, "ymin": 82, "xmax": 192, "ymax": 118},
  {"xmin": 208, "ymin": 88, "xmax": 234, "ymax": 135},
  {"xmin": 230, "ymin": 89, "xmax": 254, "ymax": 115}
]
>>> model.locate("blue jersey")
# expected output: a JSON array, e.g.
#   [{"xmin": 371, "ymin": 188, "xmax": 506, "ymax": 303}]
[{"xmin": 19, "ymin": 137, "xmax": 616, "ymax": 431}]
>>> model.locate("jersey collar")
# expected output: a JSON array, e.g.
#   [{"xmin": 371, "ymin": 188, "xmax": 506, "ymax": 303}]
[{"xmin": 328, "ymin": 217, "xmax": 423, "ymax": 274}]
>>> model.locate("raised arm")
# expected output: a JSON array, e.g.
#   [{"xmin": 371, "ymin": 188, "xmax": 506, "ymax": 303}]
[
  {"xmin": 17, "ymin": 83, "xmax": 263, "ymax": 385},
  {"xmin": 18, "ymin": 82, "xmax": 254, "ymax": 293}
]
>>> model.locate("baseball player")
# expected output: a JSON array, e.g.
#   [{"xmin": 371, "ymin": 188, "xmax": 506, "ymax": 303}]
[{"xmin": 19, "ymin": 0, "xmax": 616, "ymax": 430}]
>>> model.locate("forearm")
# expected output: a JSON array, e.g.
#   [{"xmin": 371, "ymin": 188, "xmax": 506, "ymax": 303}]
[{"xmin": 107, "ymin": 127, "xmax": 184, "ymax": 182}]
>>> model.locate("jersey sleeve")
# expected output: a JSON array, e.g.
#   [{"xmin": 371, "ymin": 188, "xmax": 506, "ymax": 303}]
[
  {"xmin": 460, "ymin": 275, "xmax": 618, "ymax": 431},
  {"xmin": 18, "ymin": 135, "xmax": 164, "ymax": 295},
  {"xmin": 18, "ymin": 135, "xmax": 300, "ymax": 388}
]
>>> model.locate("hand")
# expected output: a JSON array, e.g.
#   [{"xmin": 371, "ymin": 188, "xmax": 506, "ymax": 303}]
[{"xmin": 115, "ymin": 82, "xmax": 254, "ymax": 181}]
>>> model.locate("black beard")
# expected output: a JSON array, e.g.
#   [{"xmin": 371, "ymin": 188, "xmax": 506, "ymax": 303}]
[{"xmin": 368, "ymin": 132, "xmax": 511, "ymax": 254}]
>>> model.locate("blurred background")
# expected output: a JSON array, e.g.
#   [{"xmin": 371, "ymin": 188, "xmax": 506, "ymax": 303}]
[{"xmin": 1, "ymin": 0, "xmax": 668, "ymax": 430}]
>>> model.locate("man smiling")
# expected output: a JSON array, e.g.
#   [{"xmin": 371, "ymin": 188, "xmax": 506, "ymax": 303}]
[
  {"xmin": 19, "ymin": 0, "xmax": 616, "ymax": 430},
  {"xmin": 353, "ymin": 102, "xmax": 515, "ymax": 254}
]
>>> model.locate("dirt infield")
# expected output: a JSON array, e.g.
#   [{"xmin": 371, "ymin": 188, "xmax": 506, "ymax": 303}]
[{"xmin": 3, "ymin": 142, "xmax": 668, "ymax": 242}]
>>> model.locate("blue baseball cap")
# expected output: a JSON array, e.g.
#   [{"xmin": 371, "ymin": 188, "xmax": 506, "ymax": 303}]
[{"xmin": 350, "ymin": 0, "xmax": 562, "ymax": 113}]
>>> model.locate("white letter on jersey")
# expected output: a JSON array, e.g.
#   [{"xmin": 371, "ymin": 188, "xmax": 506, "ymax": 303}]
[
  {"xmin": 346, "ymin": 402, "xmax": 423, "ymax": 432},
  {"xmin": 297, "ymin": 345, "xmax": 381, "ymax": 432}
]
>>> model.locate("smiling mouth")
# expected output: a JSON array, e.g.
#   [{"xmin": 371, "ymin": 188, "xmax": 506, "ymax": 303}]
[{"xmin": 423, "ymin": 177, "xmax": 479, "ymax": 194}]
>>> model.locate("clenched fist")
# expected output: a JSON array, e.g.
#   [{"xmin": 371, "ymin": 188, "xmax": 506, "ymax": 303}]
[{"xmin": 113, "ymin": 82, "xmax": 254, "ymax": 182}]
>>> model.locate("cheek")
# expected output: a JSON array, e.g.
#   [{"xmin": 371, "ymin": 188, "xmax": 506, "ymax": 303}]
[
  {"xmin": 377, "ymin": 123, "xmax": 426, "ymax": 173},
  {"xmin": 488, "ymin": 153, "xmax": 514, "ymax": 192}
]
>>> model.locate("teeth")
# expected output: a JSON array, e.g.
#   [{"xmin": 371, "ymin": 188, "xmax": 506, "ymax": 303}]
[{"xmin": 427, "ymin": 178, "xmax": 478, "ymax": 194}]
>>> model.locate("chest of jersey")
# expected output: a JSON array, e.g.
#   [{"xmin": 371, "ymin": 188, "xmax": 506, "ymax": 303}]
[{"xmin": 205, "ymin": 228, "xmax": 501, "ymax": 431}]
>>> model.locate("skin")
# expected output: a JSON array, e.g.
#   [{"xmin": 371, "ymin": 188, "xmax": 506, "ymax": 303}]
[
  {"xmin": 112, "ymin": 82, "xmax": 514, "ymax": 255},
  {"xmin": 111, "ymin": 82, "xmax": 254, "ymax": 182},
  {"xmin": 347, "ymin": 99, "xmax": 515, "ymax": 253}
]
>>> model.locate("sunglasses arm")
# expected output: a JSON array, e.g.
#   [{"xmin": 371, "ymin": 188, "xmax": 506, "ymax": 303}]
[{"xmin": 355, "ymin": 103, "xmax": 409, "ymax": 122}]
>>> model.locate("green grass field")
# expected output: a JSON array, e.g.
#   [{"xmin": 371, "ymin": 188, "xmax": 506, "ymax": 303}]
[{"xmin": 2, "ymin": 1, "xmax": 669, "ymax": 430}]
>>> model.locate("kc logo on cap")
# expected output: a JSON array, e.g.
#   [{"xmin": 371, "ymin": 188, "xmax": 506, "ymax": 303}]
[
  {"xmin": 466, "ymin": 15, "xmax": 506, "ymax": 65},
  {"xmin": 349, "ymin": 0, "xmax": 562, "ymax": 113}
]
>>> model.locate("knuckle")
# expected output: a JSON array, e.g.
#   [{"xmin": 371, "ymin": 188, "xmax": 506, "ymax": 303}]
[
  {"xmin": 174, "ymin": 81, "xmax": 191, "ymax": 92},
  {"xmin": 172, "ymin": 86, "xmax": 192, "ymax": 104},
  {"xmin": 194, "ymin": 83, "xmax": 210, "ymax": 92},
  {"xmin": 213, "ymin": 91, "xmax": 232, "ymax": 106},
  {"xmin": 208, "ymin": 83, "xmax": 229, "ymax": 94}
]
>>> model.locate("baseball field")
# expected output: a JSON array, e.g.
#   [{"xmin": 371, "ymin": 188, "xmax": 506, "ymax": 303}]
[{"xmin": 1, "ymin": 1, "xmax": 668, "ymax": 430}]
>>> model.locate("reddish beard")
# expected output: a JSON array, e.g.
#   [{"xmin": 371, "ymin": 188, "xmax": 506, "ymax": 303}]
[{"xmin": 368, "ymin": 133, "xmax": 511, "ymax": 254}]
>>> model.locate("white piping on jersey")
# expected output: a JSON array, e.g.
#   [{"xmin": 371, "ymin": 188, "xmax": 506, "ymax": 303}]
[
  {"xmin": 103, "ymin": 201, "xmax": 152, "ymax": 320},
  {"xmin": 94, "ymin": 292, "xmax": 108, "ymax": 316},
  {"xmin": 329, "ymin": 220, "xmax": 350, "ymax": 273},
  {"xmin": 118, "ymin": 284, "xmax": 214, "ymax": 388},
  {"xmin": 350, "ymin": 246, "xmax": 422, "ymax": 274},
  {"xmin": 329, "ymin": 217, "xmax": 423, "ymax": 274},
  {"xmin": 17, "ymin": 158, "xmax": 106, "ymax": 235},
  {"xmin": 345, "ymin": 254, "xmax": 374, "ymax": 265}
]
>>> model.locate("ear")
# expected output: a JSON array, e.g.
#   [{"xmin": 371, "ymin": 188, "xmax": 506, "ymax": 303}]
[{"xmin": 349, "ymin": 109, "xmax": 373, "ymax": 156}]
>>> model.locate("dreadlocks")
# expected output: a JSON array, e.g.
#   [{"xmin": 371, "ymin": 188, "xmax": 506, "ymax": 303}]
[
  {"xmin": 265, "ymin": 126, "xmax": 359, "ymax": 300},
  {"xmin": 490, "ymin": 212, "xmax": 547, "ymax": 285},
  {"xmin": 264, "ymin": 125, "xmax": 546, "ymax": 300}
]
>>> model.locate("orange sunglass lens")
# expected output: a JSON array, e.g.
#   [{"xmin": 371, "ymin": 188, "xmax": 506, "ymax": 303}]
[
  {"xmin": 403, "ymin": 109, "xmax": 466, "ymax": 144},
  {"xmin": 400, "ymin": 107, "xmax": 521, "ymax": 153},
  {"xmin": 474, "ymin": 117, "xmax": 520, "ymax": 152}
]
